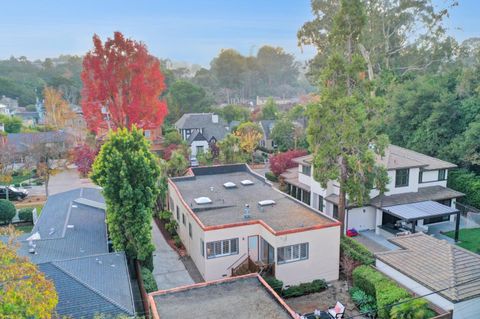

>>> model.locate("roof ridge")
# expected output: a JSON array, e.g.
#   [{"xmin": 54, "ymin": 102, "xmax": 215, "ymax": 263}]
[
  {"xmin": 390, "ymin": 144, "xmax": 454, "ymax": 166},
  {"xmin": 51, "ymin": 257, "xmax": 134, "ymax": 315}
]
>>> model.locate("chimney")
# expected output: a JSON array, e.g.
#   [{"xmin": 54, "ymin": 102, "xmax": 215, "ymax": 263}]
[{"xmin": 212, "ymin": 114, "xmax": 219, "ymax": 123}]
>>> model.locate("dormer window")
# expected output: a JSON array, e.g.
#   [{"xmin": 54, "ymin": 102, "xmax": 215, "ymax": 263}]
[
  {"xmin": 395, "ymin": 169, "xmax": 409, "ymax": 187},
  {"xmin": 301, "ymin": 165, "xmax": 311, "ymax": 176}
]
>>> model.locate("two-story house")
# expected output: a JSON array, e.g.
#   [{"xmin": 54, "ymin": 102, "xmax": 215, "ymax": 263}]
[
  {"xmin": 168, "ymin": 164, "xmax": 341, "ymax": 286},
  {"xmin": 281, "ymin": 145, "xmax": 465, "ymax": 238},
  {"xmin": 174, "ymin": 113, "xmax": 230, "ymax": 156}
]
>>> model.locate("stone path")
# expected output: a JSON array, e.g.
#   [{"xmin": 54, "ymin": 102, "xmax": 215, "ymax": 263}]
[{"xmin": 151, "ymin": 221, "xmax": 194, "ymax": 290}]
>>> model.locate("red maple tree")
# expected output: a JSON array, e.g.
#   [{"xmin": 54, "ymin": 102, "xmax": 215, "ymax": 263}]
[
  {"xmin": 81, "ymin": 32, "xmax": 168, "ymax": 134},
  {"xmin": 72, "ymin": 143, "xmax": 99, "ymax": 177},
  {"xmin": 269, "ymin": 149, "xmax": 308, "ymax": 176}
]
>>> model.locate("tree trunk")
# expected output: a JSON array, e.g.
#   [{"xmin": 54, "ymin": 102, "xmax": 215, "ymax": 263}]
[
  {"xmin": 44, "ymin": 172, "xmax": 50, "ymax": 197},
  {"xmin": 338, "ymin": 157, "xmax": 348, "ymax": 234}
]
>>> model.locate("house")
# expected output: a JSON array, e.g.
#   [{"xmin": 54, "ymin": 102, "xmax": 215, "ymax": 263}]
[
  {"xmin": 10, "ymin": 188, "xmax": 136, "ymax": 318},
  {"xmin": 168, "ymin": 164, "xmax": 341, "ymax": 286},
  {"xmin": 281, "ymin": 145, "xmax": 465, "ymax": 237},
  {"xmin": 174, "ymin": 113, "xmax": 230, "ymax": 156},
  {"xmin": 0, "ymin": 103, "xmax": 10, "ymax": 115},
  {"xmin": 0, "ymin": 95, "xmax": 19, "ymax": 112},
  {"xmin": 376, "ymin": 233, "xmax": 480, "ymax": 319},
  {"xmin": 4, "ymin": 131, "xmax": 71, "ymax": 162},
  {"xmin": 14, "ymin": 111, "xmax": 40, "ymax": 126},
  {"xmin": 259, "ymin": 120, "xmax": 276, "ymax": 150},
  {"xmin": 148, "ymin": 273, "xmax": 298, "ymax": 319}
]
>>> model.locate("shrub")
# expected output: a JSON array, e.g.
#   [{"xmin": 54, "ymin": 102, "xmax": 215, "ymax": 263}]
[
  {"xmin": 390, "ymin": 298, "xmax": 434, "ymax": 319},
  {"xmin": 165, "ymin": 220, "xmax": 178, "ymax": 236},
  {"xmin": 0, "ymin": 200, "xmax": 16, "ymax": 224},
  {"xmin": 265, "ymin": 171, "xmax": 278, "ymax": 182},
  {"xmin": 282, "ymin": 279, "xmax": 327, "ymax": 298},
  {"xmin": 448, "ymin": 169, "xmax": 480, "ymax": 208},
  {"xmin": 350, "ymin": 287, "xmax": 377, "ymax": 317},
  {"xmin": 269, "ymin": 149, "xmax": 308, "ymax": 176},
  {"xmin": 353, "ymin": 266, "xmax": 410, "ymax": 318},
  {"xmin": 173, "ymin": 235, "xmax": 182, "ymax": 248},
  {"xmin": 340, "ymin": 236, "xmax": 374, "ymax": 265},
  {"xmin": 140, "ymin": 267, "xmax": 158, "ymax": 293},
  {"xmin": 159, "ymin": 210, "xmax": 172, "ymax": 221},
  {"xmin": 263, "ymin": 276, "xmax": 283, "ymax": 294},
  {"xmin": 18, "ymin": 208, "xmax": 34, "ymax": 222}
]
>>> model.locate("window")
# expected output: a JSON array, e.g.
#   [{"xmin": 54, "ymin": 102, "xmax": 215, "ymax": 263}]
[
  {"xmin": 185, "ymin": 129, "xmax": 191, "ymax": 139},
  {"xmin": 206, "ymin": 238, "xmax": 239, "ymax": 259},
  {"xmin": 182, "ymin": 213, "xmax": 186, "ymax": 226},
  {"xmin": 200, "ymin": 239, "xmax": 205, "ymax": 257},
  {"xmin": 176, "ymin": 206, "xmax": 180, "ymax": 220},
  {"xmin": 333, "ymin": 204, "xmax": 339, "ymax": 219},
  {"xmin": 169, "ymin": 197, "xmax": 174, "ymax": 210},
  {"xmin": 437, "ymin": 199, "xmax": 452, "ymax": 207},
  {"xmin": 424, "ymin": 215, "xmax": 450, "ymax": 225},
  {"xmin": 302, "ymin": 190, "xmax": 311, "ymax": 205},
  {"xmin": 438, "ymin": 169, "xmax": 446, "ymax": 181},
  {"xmin": 144, "ymin": 129, "xmax": 151, "ymax": 138},
  {"xmin": 189, "ymin": 223, "xmax": 192, "ymax": 238},
  {"xmin": 318, "ymin": 195, "xmax": 324, "ymax": 211},
  {"xmin": 196, "ymin": 145, "xmax": 204, "ymax": 154},
  {"xmin": 418, "ymin": 170, "xmax": 423, "ymax": 183},
  {"xmin": 395, "ymin": 169, "xmax": 409, "ymax": 187},
  {"xmin": 277, "ymin": 243, "xmax": 308, "ymax": 264},
  {"xmin": 301, "ymin": 165, "xmax": 311, "ymax": 176}
]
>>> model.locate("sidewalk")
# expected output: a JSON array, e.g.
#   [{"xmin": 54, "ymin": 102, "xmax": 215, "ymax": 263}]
[{"xmin": 151, "ymin": 221, "xmax": 194, "ymax": 290}]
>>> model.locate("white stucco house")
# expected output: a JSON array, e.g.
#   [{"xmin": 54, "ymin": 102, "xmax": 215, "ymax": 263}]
[
  {"xmin": 376, "ymin": 233, "xmax": 480, "ymax": 319},
  {"xmin": 174, "ymin": 113, "xmax": 230, "ymax": 156},
  {"xmin": 281, "ymin": 145, "xmax": 465, "ymax": 238},
  {"xmin": 167, "ymin": 164, "xmax": 341, "ymax": 286}
]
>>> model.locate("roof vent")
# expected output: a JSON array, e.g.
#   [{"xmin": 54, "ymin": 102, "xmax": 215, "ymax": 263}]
[
  {"xmin": 67, "ymin": 225, "xmax": 75, "ymax": 230},
  {"xmin": 243, "ymin": 204, "xmax": 251, "ymax": 219},
  {"xmin": 258, "ymin": 200, "xmax": 276, "ymax": 207},
  {"xmin": 241, "ymin": 179, "xmax": 254, "ymax": 186},
  {"xmin": 223, "ymin": 182, "xmax": 236, "ymax": 188},
  {"xmin": 194, "ymin": 197, "xmax": 212, "ymax": 205}
]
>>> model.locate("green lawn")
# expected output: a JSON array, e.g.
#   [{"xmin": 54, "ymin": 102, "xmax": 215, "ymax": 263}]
[
  {"xmin": 10, "ymin": 171, "xmax": 35, "ymax": 185},
  {"xmin": 444, "ymin": 228, "xmax": 480, "ymax": 253}
]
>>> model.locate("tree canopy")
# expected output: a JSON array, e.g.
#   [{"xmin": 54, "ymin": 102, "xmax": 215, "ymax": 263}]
[{"xmin": 91, "ymin": 126, "xmax": 160, "ymax": 262}]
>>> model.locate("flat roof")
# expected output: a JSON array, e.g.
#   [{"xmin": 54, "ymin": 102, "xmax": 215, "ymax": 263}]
[
  {"xmin": 150, "ymin": 274, "xmax": 296, "ymax": 319},
  {"xmin": 376, "ymin": 233, "xmax": 480, "ymax": 302},
  {"xmin": 170, "ymin": 164, "xmax": 338, "ymax": 232},
  {"xmin": 383, "ymin": 200, "xmax": 458, "ymax": 221}
]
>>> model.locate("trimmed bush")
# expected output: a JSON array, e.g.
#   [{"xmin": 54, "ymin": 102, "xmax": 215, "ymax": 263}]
[
  {"xmin": 353, "ymin": 266, "xmax": 410, "ymax": 318},
  {"xmin": 140, "ymin": 267, "xmax": 158, "ymax": 293},
  {"xmin": 159, "ymin": 210, "xmax": 172, "ymax": 221},
  {"xmin": 173, "ymin": 235, "xmax": 182, "ymax": 248},
  {"xmin": 0, "ymin": 199, "xmax": 16, "ymax": 224},
  {"xmin": 18, "ymin": 208, "xmax": 34, "ymax": 222},
  {"xmin": 340, "ymin": 236, "xmax": 374, "ymax": 265},
  {"xmin": 263, "ymin": 276, "xmax": 283, "ymax": 295},
  {"xmin": 165, "ymin": 220, "xmax": 178, "ymax": 236},
  {"xmin": 390, "ymin": 298, "xmax": 434, "ymax": 319},
  {"xmin": 265, "ymin": 171, "xmax": 278, "ymax": 182},
  {"xmin": 282, "ymin": 279, "xmax": 327, "ymax": 298}
]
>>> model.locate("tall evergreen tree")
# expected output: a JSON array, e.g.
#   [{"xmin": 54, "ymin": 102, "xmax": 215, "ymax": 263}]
[
  {"xmin": 306, "ymin": 0, "xmax": 389, "ymax": 233},
  {"xmin": 91, "ymin": 127, "xmax": 160, "ymax": 263}
]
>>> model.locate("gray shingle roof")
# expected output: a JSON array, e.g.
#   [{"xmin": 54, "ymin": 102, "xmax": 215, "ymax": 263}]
[
  {"xmin": 370, "ymin": 186, "xmax": 464, "ymax": 208},
  {"xmin": 13, "ymin": 187, "xmax": 136, "ymax": 318},
  {"xmin": 175, "ymin": 113, "xmax": 229, "ymax": 142},
  {"xmin": 259, "ymin": 120, "xmax": 276, "ymax": 140},
  {"xmin": 7, "ymin": 131, "xmax": 68, "ymax": 153},
  {"xmin": 376, "ymin": 233, "xmax": 480, "ymax": 302}
]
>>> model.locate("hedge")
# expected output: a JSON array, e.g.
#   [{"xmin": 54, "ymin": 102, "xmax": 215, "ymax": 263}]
[
  {"xmin": 18, "ymin": 208, "xmax": 34, "ymax": 222},
  {"xmin": 340, "ymin": 236, "xmax": 374, "ymax": 265},
  {"xmin": 263, "ymin": 276, "xmax": 283, "ymax": 295},
  {"xmin": 353, "ymin": 266, "xmax": 410, "ymax": 318},
  {"xmin": 140, "ymin": 267, "xmax": 158, "ymax": 293},
  {"xmin": 263, "ymin": 276, "xmax": 327, "ymax": 298},
  {"xmin": 265, "ymin": 171, "xmax": 278, "ymax": 182}
]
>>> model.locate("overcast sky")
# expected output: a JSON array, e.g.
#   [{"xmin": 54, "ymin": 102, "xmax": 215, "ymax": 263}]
[{"xmin": 1, "ymin": 0, "xmax": 478, "ymax": 67}]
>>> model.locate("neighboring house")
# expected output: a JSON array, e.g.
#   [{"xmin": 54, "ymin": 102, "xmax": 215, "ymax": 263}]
[
  {"xmin": 0, "ymin": 95, "xmax": 19, "ymax": 112},
  {"xmin": 0, "ymin": 103, "xmax": 10, "ymax": 115},
  {"xmin": 259, "ymin": 120, "xmax": 276, "ymax": 150},
  {"xmin": 376, "ymin": 233, "xmax": 480, "ymax": 319},
  {"xmin": 281, "ymin": 145, "xmax": 464, "ymax": 237},
  {"xmin": 168, "ymin": 164, "xmax": 340, "ymax": 286},
  {"xmin": 149, "ymin": 273, "xmax": 298, "ymax": 319},
  {"xmin": 174, "ymin": 113, "xmax": 230, "ymax": 156},
  {"xmin": 8, "ymin": 188, "xmax": 136, "ymax": 318},
  {"xmin": 5, "ymin": 131, "xmax": 71, "ymax": 162},
  {"xmin": 14, "ymin": 111, "xmax": 40, "ymax": 126}
]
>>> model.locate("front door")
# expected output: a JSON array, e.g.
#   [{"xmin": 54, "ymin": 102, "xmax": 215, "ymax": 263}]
[{"xmin": 248, "ymin": 235, "xmax": 259, "ymax": 262}]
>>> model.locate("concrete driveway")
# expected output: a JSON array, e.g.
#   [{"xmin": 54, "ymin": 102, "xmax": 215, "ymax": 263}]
[
  {"xmin": 151, "ymin": 221, "xmax": 194, "ymax": 290},
  {"xmin": 26, "ymin": 168, "xmax": 98, "ymax": 196}
]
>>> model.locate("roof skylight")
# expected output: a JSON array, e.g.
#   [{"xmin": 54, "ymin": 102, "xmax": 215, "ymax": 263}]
[
  {"xmin": 223, "ymin": 182, "xmax": 237, "ymax": 188},
  {"xmin": 194, "ymin": 197, "xmax": 212, "ymax": 204},
  {"xmin": 258, "ymin": 200, "xmax": 276, "ymax": 207},
  {"xmin": 241, "ymin": 179, "xmax": 254, "ymax": 186}
]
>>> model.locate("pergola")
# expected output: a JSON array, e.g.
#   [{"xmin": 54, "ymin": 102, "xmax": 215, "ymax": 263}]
[{"xmin": 382, "ymin": 200, "xmax": 461, "ymax": 241}]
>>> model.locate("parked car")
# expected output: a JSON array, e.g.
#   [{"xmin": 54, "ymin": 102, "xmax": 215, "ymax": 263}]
[
  {"xmin": 0, "ymin": 186, "xmax": 28, "ymax": 201},
  {"xmin": 190, "ymin": 156, "xmax": 199, "ymax": 167}
]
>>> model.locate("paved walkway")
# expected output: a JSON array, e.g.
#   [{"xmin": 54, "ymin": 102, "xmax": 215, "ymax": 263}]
[
  {"xmin": 354, "ymin": 230, "xmax": 400, "ymax": 253},
  {"xmin": 26, "ymin": 168, "xmax": 98, "ymax": 196},
  {"xmin": 151, "ymin": 221, "xmax": 194, "ymax": 290}
]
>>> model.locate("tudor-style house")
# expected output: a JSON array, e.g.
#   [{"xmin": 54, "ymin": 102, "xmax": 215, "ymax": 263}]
[
  {"xmin": 174, "ymin": 113, "xmax": 230, "ymax": 156},
  {"xmin": 281, "ymin": 145, "xmax": 465, "ymax": 238}
]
